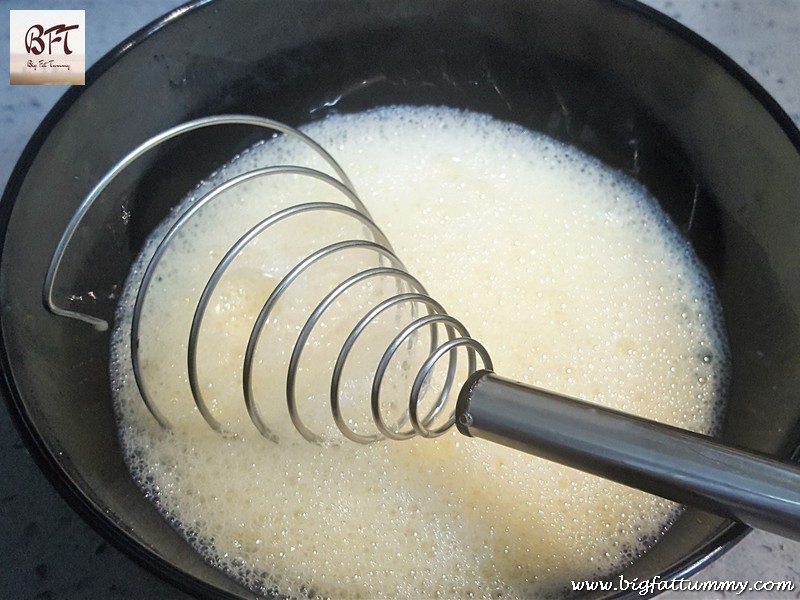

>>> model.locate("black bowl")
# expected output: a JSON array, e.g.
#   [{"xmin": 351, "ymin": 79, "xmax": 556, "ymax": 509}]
[{"xmin": 2, "ymin": 1, "xmax": 800, "ymax": 598}]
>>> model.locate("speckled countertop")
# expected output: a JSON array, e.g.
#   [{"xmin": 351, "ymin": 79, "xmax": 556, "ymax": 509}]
[{"xmin": 1, "ymin": 1, "xmax": 799, "ymax": 599}]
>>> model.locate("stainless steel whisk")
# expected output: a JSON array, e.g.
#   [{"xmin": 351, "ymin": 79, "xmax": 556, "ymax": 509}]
[{"xmin": 45, "ymin": 115, "xmax": 800, "ymax": 541}]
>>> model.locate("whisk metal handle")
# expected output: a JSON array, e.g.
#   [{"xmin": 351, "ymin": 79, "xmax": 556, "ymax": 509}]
[{"xmin": 456, "ymin": 370, "xmax": 800, "ymax": 541}]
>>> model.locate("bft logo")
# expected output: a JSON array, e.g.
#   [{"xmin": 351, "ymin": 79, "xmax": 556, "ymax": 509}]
[
  {"xmin": 25, "ymin": 23, "xmax": 80, "ymax": 56},
  {"xmin": 9, "ymin": 10, "xmax": 86, "ymax": 85}
]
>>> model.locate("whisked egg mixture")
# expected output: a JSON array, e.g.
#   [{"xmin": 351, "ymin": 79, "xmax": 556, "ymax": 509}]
[{"xmin": 110, "ymin": 105, "xmax": 729, "ymax": 599}]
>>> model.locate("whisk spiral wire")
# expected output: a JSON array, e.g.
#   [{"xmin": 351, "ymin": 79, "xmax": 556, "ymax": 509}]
[{"xmin": 44, "ymin": 115, "xmax": 490, "ymax": 445}]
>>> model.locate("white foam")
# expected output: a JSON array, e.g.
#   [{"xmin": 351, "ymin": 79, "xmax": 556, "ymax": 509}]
[{"xmin": 110, "ymin": 105, "xmax": 729, "ymax": 599}]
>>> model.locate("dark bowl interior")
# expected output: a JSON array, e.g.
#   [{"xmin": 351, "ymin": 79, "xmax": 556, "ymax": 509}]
[{"xmin": 3, "ymin": 0, "xmax": 800, "ymax": 598}]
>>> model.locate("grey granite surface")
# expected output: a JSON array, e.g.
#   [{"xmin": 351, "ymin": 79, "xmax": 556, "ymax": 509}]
[{"xmin": 1, "ymin": 1, "xmax": 799, "ymax": 598}]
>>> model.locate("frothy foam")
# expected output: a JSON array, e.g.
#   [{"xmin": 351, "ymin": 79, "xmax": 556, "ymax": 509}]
[{"xmin": 110, "ymin": 105, "xmax": 729, "ymax": 599}]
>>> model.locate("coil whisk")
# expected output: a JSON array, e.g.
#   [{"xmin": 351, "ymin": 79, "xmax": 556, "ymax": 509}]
[
  {"xmin": 43, "ymin": 115, "xmax": 800, "ymax": 543},
  {"xmin": 44, "ymin": 115, "xmax": 492, "ymax": 444}
]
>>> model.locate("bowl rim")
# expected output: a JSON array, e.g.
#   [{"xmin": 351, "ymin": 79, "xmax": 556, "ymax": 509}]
[{"xmin": 2, "ymin": 0, "xmax": 798, "ymax": 597}]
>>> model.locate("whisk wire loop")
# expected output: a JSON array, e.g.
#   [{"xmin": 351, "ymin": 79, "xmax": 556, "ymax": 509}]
[
  {"xmin": 287, "ymin": 265, "xmax": 414, "ymax": 443},
  {"xmin": 373, "ymin": 313, "xmax": 477, "ymax": 440},
  {"xmin": 43, "ymin": 114, "xmax": 359, "ymax": 333},
  {"xmin": 410, "ymin": 336, "xmax": 493, "ymax": 438},
  {"xmin": 188, "ymin": 199, "xmax": 387, "ymax": 434},
  {"xmin": 242, "ymin": 235, "xmax": 397, "ymax": 439},
  {"xmin": 46, "ymin": 114, "xmax": 490, "ymax": 445},
  {"xmin": 334, "ymin": 292, "xmax": 449, "ymax": 443}
]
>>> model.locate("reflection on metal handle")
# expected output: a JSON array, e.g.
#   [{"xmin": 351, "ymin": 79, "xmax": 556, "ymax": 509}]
[{"xmin": 457, "ymin": 370, "xmax": 800, "ymax": 541}]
